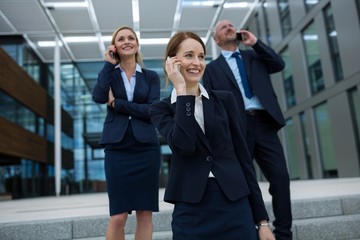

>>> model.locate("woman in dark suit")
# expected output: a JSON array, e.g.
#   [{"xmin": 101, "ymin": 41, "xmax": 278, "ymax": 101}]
[
  {"xmin": 149, "ymin": 31, "xmax": 274, "ymax": 240},
  {"xmin": 92, "ymin": 26, "xmax": 161, "ymax": 240}
]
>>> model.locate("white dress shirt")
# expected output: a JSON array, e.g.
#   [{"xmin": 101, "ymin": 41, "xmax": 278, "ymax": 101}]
[{"xmin": 221, "ymin": 50, "xmax": 264, "ymax": 110}]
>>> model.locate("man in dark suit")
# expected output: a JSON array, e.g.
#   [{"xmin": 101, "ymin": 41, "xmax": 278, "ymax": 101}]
[{"xmin": 203, "ymin": 19, "xmax": 292, "ymax": 240}]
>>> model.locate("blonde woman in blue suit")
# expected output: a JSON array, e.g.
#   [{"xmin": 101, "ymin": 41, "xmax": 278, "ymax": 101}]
[
  {"xmin": 92, "ymin": 26, "xmax": 160, "ymax": 240},
  {"xmin": 149, "ymin": 31, "xmax": 274, "ymax": 240}
]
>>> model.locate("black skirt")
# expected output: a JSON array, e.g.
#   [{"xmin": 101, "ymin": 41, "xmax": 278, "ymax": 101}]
[
  {"xmin": 105, "ymin": 148, "xmax": 160, "ymax": 216},
  {"xmin": 104, "ymin": 121, "xmax": 161, "ymax": 216},
  {"xmin": 171, "ymin": 178, "xmax": 257, "ymax": 240}
]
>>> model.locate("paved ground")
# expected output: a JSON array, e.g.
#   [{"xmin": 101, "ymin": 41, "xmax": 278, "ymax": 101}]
[{"xmin": 1, "ymin": 177, "xmax": 360, "ymax": 224}]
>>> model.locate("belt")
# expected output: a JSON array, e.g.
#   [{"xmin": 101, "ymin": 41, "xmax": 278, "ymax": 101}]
[{"xmin": 246, "ymin": 109, "xmax": 267, "ymax": 116}]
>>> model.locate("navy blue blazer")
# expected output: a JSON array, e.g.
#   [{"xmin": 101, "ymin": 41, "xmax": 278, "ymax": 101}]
[
  {"xmin": 149, "ymin": 90, "xmax": 269, "ymax": 223},
  {"xmin": 93, "ymin": 62, "xmax": 160, "ymax": 146},
  {"xmin": 203, "ymin": 40, "xmax": 286, "ymax": 130}
]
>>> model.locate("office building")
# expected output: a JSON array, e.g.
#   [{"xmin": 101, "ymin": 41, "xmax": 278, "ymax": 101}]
[{"xmin": 0, "ymin": 0, "xmax": 359, "ymax": 199}]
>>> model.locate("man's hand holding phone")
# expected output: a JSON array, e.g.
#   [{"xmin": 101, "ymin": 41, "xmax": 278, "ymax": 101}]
[{"xmin": 236, "ymin": 30, "xmax": 257, "ymax": 46}]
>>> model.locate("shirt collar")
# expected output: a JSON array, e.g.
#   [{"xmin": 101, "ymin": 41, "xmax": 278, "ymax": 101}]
[
  {"xmin": 170, "ymin": 83, "xmax": 209, "ymax": 104},
  {"xmin": 115, "ymin": 63, "xmax": 142, "ymax": 73},
  {"xmin": 221, "ymin": 49, "xmax": 240, "ymax": 59}
]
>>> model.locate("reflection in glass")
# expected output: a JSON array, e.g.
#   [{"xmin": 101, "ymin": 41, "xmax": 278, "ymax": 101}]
[
  {"xmin": 314, "ymin": 102, "xmax": 337, "ymax": 178},
  {"xmin": 324, "ymin": 4, "xmax": 343, "ymax": 81},
  {"xmin": 349, "ymin": 88, "xmax": 360, "ymax": 161},
  {"xmin": 278, "ymin": 0, "xmax": 292, "ymax": 37},
  {"xmin": 300, "ymin": 112, "xmax": 313, "ymax": 178},
  {"xmin": 280, "ymin": 47, "xmax": 296, "ymax": 108},
  {"xmin": 304, "ymin": 0, "xmax": 321, "ymax": 12},
  {"xmin": 302, "ymin": 22, "xmax": 324, "ymax": 95},
  {"xmin": 284, "ymin": 118, "xmax": 300, "ymax": 179},
  {"xmin": 262, "ymin": 1, "xmax": 272, "ymax": 46}
]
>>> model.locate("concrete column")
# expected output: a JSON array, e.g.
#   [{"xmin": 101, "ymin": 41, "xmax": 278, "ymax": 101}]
[{"xmin": 54, "ymin": 36, "xmax": 61, "ymax": 197}]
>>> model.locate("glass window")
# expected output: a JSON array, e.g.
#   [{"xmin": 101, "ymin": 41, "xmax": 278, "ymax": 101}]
[
  {"xmin": 248, "ymin": 13, "xmax": 261, "ymax": 40},
  {"xmin": 300, "ymin": 112, "xmax": 313, "ymax": 178},
  {"xmin": 262, "ymin": 1, "xmax": 272, "ymax": 46},
  {"xmin": 0, "ymin": 167, "xmax": 10, "ymax": 194},
  {"xmin": 0, "ymin": 90, "xmax": 37, "ymax": 134},
  {"xmin": 16, "ymin": 107, "xmax": 36, "ymax": 133},
  {"xmin": 314, "ymin": 102, "xmax": 337, "ymax": 178},
  {"xmin": 0, "ymin": 44, "xmax": 21, "ymax": 62},
  {"xmin": 284, "ymin": 118, "xmax": 300, "ymax": 179},
  {"xmin": 278, "ymin": 0, "xmax": 292, "ymax": 37},
  {"xmin": 1, "ymin": 43, "xmax": 41, "ymax": 84},
  {"xmin": 324, "ymin": 4, "xmax": 343, "ymax": 81},
  {"xmin": 37, "ymin": 117, "xmax": 45, "ymax": 137},
  {"xmin": 302, "ymin": 21, "xmax": 324, "ymax": 95},
  {"xmin": 47, "ymin": 123, "xmax": 54, "ymax": 143},
  {"xmin": 304, "ymin": 0, "xmax": 321, "ymax": 12},
  {"xmin": 22, "ymin": 48, "xmax": 41, "ymax": 83},
  {"xmin": 19, "ymin": 159, "xmax": 41, "ymax": 198},
  {"xmin": 349, "ymin": 88, "xmax": 360, "ymax": 163},
  {"xmin": 47, "ymin": 70, "xmax": 55, "ymax": 98},
  {"xmin": 0, "ymin": 90, "xmax": 17, "ymax": 122},
  {"xmin": 280, "ymin": 47, "xmax": 296, "ymax": 108},
  {"xmin": 62, "ymin": 132, "xmax": 74, "ymax": 150}
]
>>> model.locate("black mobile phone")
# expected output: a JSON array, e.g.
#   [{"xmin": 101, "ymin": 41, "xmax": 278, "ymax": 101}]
[
  {"xmin": 109, "ymin": 51, "xmax": 114, "ymax": 59},
  {"xmin": 236, "ymin": 32, "xmax": 243, "ymax": 41}
]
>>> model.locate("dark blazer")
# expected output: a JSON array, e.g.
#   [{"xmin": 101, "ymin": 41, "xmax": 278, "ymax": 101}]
[
  {"xmin": 203, "ymin": 40, "xmax": 286, "ymax": 130},
  {"xmin": 149, "ymin": 90, "xmax": 269, "ymax": 223},
  {"xmin": 93, "ymin": 62, "xmax": 160, "ymax": 145}
]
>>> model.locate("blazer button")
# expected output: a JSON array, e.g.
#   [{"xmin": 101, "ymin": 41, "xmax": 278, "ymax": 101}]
[
  {"xmin": 186, "ymin": 102, "xmax": 191, "ymax": 106},
  {"xmin": 206, "ymin": 156, "xmax": 212, "ymax": 162},
  {"xmin": 186, "ymin": 106, "xmax": 191, "ymax": 111},
  {"xmin": 186, "ymin": 112, "xmax": 191, "ymax": 116}
]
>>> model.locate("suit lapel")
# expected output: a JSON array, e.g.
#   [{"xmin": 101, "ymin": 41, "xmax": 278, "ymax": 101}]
[
  {"xmin": 132, "ymin": 71, "xmax": 144, "ymax": 101},
  {"xmin": 113, "ymin": 68, "xmax": 127, "ymax": 98},
  {"xmin": 197, "ymin": 96, "xmax": 213, "ymax": 153},
  {"xmin": 216, "ymin": 55, "xmax": 239, "ymax": 90},
  {"xmin": 202, "ymin": 96, "xmax": 214, "ymax": 141}
]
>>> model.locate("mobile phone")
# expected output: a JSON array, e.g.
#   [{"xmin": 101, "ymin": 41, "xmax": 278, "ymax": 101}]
[
  {"xmin": 236, "ymin": 32, "xmax": 243, "ymax": 41},
  {"xmin": 109, "ymin": 51, "xmax": 114, "ymax": 59}
]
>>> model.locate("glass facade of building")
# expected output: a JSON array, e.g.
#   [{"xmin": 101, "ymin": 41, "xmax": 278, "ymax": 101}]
[{"xmin": 249, "ymin": 0, "xmax": 360, "ymax": 180}]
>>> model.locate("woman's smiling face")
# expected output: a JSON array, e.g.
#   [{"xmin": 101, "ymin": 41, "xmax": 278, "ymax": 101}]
[
  {"xmin": 176, "ymin": 38, "xmax": 206, "ymax": 84},
  {"xmin": 114, "ymin": 29, "xmax": 139, "ymax": 57}
]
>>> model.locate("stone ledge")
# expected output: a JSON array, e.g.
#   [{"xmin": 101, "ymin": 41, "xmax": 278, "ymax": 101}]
[
  {"xmin": 293, "ymin": 214, "xmax": 360, "ymax": 240},
  {"xmin": 1, "ymin": 195, "xmax": 360, "ymax": 240},
  {"xmin": 0, "ymin": 219, "xmax": 72, "ymax": 240}
]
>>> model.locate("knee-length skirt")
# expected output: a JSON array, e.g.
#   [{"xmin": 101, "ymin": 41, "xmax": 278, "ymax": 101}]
[{"xmin": 104, "ymin": 147, "xmax": 161, "ymax": 216}]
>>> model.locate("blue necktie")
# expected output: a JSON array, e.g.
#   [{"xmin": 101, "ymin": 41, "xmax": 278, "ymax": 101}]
[{"xmin": 231, "ymin": 52, "xmax": 253, "ymax": 99}]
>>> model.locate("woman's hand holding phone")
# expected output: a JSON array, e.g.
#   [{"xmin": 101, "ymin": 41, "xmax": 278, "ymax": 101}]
[
  {"xmin": 166, "ymin": 56, "xmax": 186, "ymax": 95},
  {"xmin": 105, "ymin": 46, "xmax": 117, "ymax": 64}
]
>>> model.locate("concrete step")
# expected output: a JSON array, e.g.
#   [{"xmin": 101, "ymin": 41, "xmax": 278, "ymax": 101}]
[
  {"xmin": 266, "ymin": 194, "xmax": 360, "ymax": 221},
  {"xmin": 293, "ymin": 213, "xmax": 360, "ymax": 240},
  {"xmin": 76, "ymin": 230, "xmax": 173, "ymax": 240},
  {"xmin": 76, "ymin": 214, "xmax": 360, "ymax": 240},
  {"xmin": 1, "ymin": 194, "xmax": 359, "ymax": 240}
]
